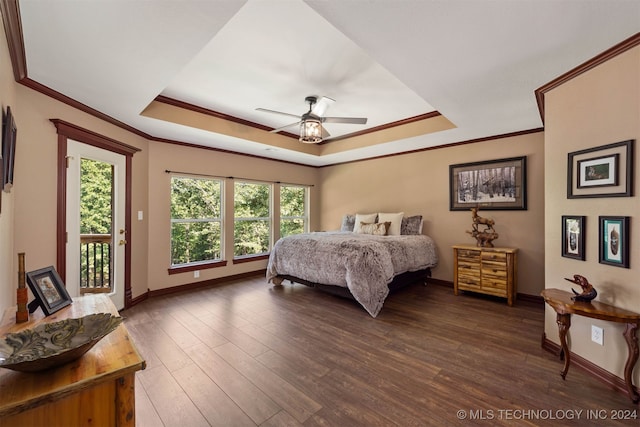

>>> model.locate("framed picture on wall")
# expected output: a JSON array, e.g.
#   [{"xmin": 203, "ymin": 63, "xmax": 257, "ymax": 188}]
[
  {"xmin": 567, "ymin": 140, "xmax": 634, "ymax": 198},
  {"xmin": 561, "ymin": 215, "xmax": 585, "ymax": 260},
  {"xmin": 2, "ymin": 106, "xmax": 17, "ymax": 193},
  {"xmin": 598, "ymin": 216, "xmax": 630, "ymax": 268},
  {"xmin": 449, "ymin": 156, "xmax": 527, "ymax": 210}
]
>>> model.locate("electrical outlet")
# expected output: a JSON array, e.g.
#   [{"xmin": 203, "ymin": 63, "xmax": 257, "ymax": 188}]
[
  {"xmin": 194, "ymin": 270, "xmax": 200, "ymax": 278},
  {"xmin": 591, "ymin": 325, "xmax": 604, "ymax": 345}
]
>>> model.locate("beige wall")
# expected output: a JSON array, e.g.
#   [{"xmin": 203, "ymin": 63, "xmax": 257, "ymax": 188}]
[
  {"xmin": 12, "ymin": 85, "xmax": 150, "ymax": 302},
  {"xmin": 319, "ymin": 132, "xmax": 545, "ymax": 296},
  {"xmin": 0, "ymin": 19, "xmax": 16, "ymax": 311},
  {"xmin": 0, "ymin": 12, "xmax": 151, "ymax": 311},
  {"xmin": 544, "ymin": 46, "xmax": 640, "ymax": 384},
  {"xmin": 146, "ymin": 142, "xmax": 320, "ymax": 292}
]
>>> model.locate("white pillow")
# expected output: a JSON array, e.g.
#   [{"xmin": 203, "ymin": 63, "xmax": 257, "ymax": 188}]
[
  {"xmin": 377, "ymin": 212, "xmax": 404, "ymax": 236},
  {"xmin": 353, "ymin": 213, "xmax": 377, "ymax": 233}
]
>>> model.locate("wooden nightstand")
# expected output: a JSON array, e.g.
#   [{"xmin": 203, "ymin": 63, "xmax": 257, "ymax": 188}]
[{"xmin": 453, "ymin": 244, "xmax": 518, "ymax": 306}]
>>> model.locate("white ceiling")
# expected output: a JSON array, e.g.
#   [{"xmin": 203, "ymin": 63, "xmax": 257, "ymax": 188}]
[{"xmin": 17, "ymin": 0, "xmax": 640, "ymax": 166}]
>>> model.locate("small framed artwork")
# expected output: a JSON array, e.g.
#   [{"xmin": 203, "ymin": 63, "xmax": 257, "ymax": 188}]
[
  {"xmin": 577, "ymin": 153, "xmax": 618, "ymax": 188},
  {"xmin": 561, "ymin": 215, "xmax": 585, "ymax": 260},
  {"xmin": 26, "ymin": 266, "xmax": 72, "ymax": 315},
  {"xmin": 2, "ymin": 105, "xmax": 17, "ymax": 193},
  {"xmin": 568, "ymin": 140, "xmax": 634, "ymax": 198},
  {"xmin": 598, "ymin": 216, "xmax": 630, "ymax": 268},
  {"xmin": 449, "ymin": 156, "xmax": 527, "ymax": 210}
]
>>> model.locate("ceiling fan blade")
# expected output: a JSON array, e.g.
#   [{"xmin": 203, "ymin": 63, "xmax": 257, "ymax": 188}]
[
  {"xmin": 256, "ymin": 108, "xmax": 301, "ymax": 120},
  {"xmin": 321, "ymin": 125, "xmax": 331, "ymax": 139},
  {"xmin": 312, "ymin": 96, "xmax": 335, "ymax": 117},
  {"xmin": 322, "ymin": 116, "xmax": 368, "ymax": 125},
  {"xmin": 269, "ymin": 121, "xmax": 301, "ymax": 133}
]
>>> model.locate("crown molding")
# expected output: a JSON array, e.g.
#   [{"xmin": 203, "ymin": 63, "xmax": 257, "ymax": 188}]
[{"xmin": 535, "ymin": 32, "xmax": 640, "ymax": 123}]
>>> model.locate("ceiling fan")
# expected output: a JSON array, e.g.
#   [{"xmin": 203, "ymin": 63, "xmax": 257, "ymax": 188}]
[{"xmin": 256, "ymin": 96, "xmax": 368, "ymax": 143}]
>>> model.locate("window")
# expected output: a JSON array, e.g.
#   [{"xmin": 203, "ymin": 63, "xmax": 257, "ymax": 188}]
[
  {"xmin": 280, "ymin": 185, "xmax": 308, "ymax": 237},
  {"xmin": 234, "ymin": 181, "xmax": 271, "ymax": 257},
  {"xmin": 170, "ymin": 176, "xmax": 222, "ymax": 266}
]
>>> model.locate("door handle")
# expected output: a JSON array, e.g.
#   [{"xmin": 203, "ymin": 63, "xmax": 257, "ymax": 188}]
[
  {"xmin": 119, "ymin": 239, "xmax": 127, "ymax": 246},
  {"xmin": 120, "ymin": 229, "xmax": 127, "ymax": 235}
]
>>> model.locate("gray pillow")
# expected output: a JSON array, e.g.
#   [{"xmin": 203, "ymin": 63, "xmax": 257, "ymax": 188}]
[
  {"xmin": 401, "ymin": 215, "xmax": 423, "ymax": 235},
  {"xmin": 340, "ymin": 214, "xmax": 356, "ymax": 232}
]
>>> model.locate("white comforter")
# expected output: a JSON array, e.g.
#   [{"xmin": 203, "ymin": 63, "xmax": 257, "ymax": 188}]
[{"xmin": 266, "ymin": 232, "xmax": 438, "ymax": 317}]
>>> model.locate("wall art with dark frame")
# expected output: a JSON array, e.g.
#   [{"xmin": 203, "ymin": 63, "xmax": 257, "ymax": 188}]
[
  {"xmin": 567, "ymin": 140, "xmax": 634, "ymax": 198},
  {"xmin": 26, "ymin": 266, "xmax": 72, "ymax": 316},
  {"xmin": 2, "ymin": 106, "xmax": 17, "ymax": 193},
  {"xmin": 598, "ymin": 216, "xmax": 630, "ymax": 268},
  {"xmin": 449, "ymin": 156, "xmax": 527, "ymax": 211},
  {"xmin": 561, "ymin": 215, "xmax": 585, "ymax": 261}
]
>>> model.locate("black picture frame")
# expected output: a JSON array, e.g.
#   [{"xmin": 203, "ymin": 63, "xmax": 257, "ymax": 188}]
[
  {"xmin": 561, "ymin": 215, "xmax": 585, "ymax": 260},
  {"xmin": 26, "ymin": 266, "xmax": 72, "ymax": 315},
  {"xmin": 449, "ymin": 156, "xmax": 527, "ymax": 210},
  {"xmin": 598, "ymin": 216, "xmax": 630, "ymax": 268},
  {"xmin": 2, "ymin": 105, "xmax": 17, "ymax": 193},
  {"xmin": 568, "ymin": 140, "xmax": 634, "ymax": 198}
]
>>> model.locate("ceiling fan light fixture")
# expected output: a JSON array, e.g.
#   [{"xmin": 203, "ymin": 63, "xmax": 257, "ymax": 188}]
[{"xmin": 299, "ymin": 118, "xmax": 322, "ymax": 143}]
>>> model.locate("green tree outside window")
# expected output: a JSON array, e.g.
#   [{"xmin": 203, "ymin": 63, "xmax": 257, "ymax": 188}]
[{"xmin": 170, "ymin": 177, "xmax": 222, "ymax": 265}]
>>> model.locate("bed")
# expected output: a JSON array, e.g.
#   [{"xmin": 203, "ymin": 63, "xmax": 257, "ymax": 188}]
[{"xmin": 266, "ymin": 229, "xmax": 438, "ymax": 317}]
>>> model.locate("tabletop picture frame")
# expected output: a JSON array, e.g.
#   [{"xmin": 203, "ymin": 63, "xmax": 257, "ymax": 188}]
[
  {"xmin": 567, "ymin": 140, "xmax": 634, "ymax": 198},
  {"xmin": 26, "ymin": 266, "xmax": 72, "ymax": 315},
  {"xmin": 598, "ymin": 216, "xmax": 630, "ymax": 268},
  {"xmin": 561, "ymin": 215, "xmax": 585, "ymax": 261},
  {"xmin": 449, "ymin": 156, "xmax": 527, "ymax": 210}
]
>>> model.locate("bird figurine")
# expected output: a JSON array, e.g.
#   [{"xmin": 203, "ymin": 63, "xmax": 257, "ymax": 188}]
[{"xmin": 564, "ymin": 274, "xmax": 597, "ymax": 302}]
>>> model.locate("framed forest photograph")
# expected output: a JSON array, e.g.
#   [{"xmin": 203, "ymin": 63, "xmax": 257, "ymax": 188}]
[{"xmin": 449, "ymin": 156, "xmax": 527, "ymax": 211}]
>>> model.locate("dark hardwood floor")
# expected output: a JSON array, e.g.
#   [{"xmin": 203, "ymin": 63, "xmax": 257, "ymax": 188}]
[{"xmin": 123, "ymin": 275, "xmax": 638, "ymax": 426}]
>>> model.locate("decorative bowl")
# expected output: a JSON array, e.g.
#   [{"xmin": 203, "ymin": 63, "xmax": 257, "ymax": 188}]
[{"xmin": 0, "ymin": 313, "xmax": 123, "ymax": 372}]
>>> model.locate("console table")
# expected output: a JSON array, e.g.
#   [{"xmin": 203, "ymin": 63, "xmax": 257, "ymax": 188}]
[
  {"xmin": 541, "ymin": 288, "xmax": 639, "ymax": 403},
  {"xmin": 0, "ymin": 294, "xmax": 146, "ymax": 426}
]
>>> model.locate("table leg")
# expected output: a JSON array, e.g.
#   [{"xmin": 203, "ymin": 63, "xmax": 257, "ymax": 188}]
[
  {"xmin": 556, "ymin": 313, "xmax": 571, "ymax": 379},
  {"xmin": 622, "ymin": 322, "xmax": 639, "ymax": 403}
]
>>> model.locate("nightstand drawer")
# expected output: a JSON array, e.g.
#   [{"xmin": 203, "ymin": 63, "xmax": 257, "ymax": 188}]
[
  {"xmin": 481, "ymin": 251, "xmax": 506, "ymax": 262},
  {"xmin": 458, "ymin": 249, "xmax": 481, "ymax": 261},
  {"xmin": 458, "ymin": 273, "xmax": 481, "ymax": 288},
  {"xmin": 482, "ymin": 277, "xmax": 507, "ymax": 290},
  {"xmin": 458, "ymin": 261, "xmax": 481, "ymax": 273},
  {"xmin": 482, "ymin": 264, "xmax": 507, "ymax": 278}
]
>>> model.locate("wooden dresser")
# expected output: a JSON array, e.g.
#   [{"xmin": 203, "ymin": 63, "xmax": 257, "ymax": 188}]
[
  {"xmin": 0, "ymin": 294, "xmax": 145, "ymax": 426},
  {"xmin": 453, "ymin": 244, "xmax": 518, "ymax": 306}
]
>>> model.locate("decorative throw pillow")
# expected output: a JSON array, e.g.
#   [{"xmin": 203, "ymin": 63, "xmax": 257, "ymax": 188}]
[
  {"xmin": 340, "ymin": 214, "xmax": 356, "ymax": 232},
  {"xmin": 377, "ymin": 212, "xmax": 404, "ymax": 236},
  {"xmin": 401, "ymin": 215, "xmax": 423, "ymax": 235},
  {"xmin": 357, "ymin": 221, "xmax": 391, "ymax": 235},
  {"xmin": 353, "ymin": 213, "xmax": 378, "ymax": 233}
]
